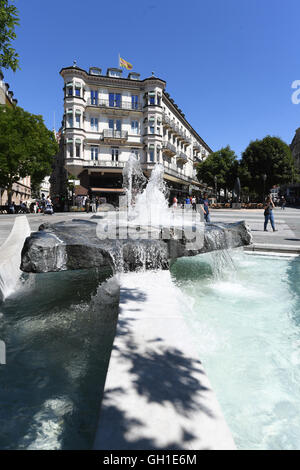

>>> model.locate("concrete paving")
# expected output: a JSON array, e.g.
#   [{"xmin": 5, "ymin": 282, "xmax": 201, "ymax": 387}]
[
  {"xmin": 209, "ymin": 207, "xmax": 300, "ymax": 251},
  {"xmin": 94, "ymin": 272, "xmax": 236, "ymax": 450}
]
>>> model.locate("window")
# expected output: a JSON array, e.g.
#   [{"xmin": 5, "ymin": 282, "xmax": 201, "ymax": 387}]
[
  {"xmin": 91, "ymin": 146, "xmax": 98, "ymax": 160},
  {"xmin": 149, "ymin": 96, "xmax": 155, "ymax": 105},
  {"xmin": 67, "ymin": 115, "xmax": 73, "ymax": 128},
  {"xmin": 131, "ymin": 120, "xmax": 139, "ymax": 134},
  {"xmin": 157, "ymin": 95, "xmax": 161, "ymax": 106},
  {"xmin": 75, "ymin": 87, "xmax": 81, "ymax": 97},
  {"xmin": 132, "ymin": 95, "xmax": 138, "ymax": 109},
  {"xmin": 91, "ymin": 117, "xmax": 98, "ymax": 131},
  {"xmin": 112, "ymin": 148, "xmax": 119, "ymax": 162},
  {"xmin": 109, "ymin": 93, "xmax": 121, "ymax": 108},
  {"xmin": 91, "ymin": 90, "xmax": 98, "ymax": 105},
  {"xmin": 75, "ymin": 115, "xmax": 81, "ymax": 128},
  {"xmin": 109, "ymin": 119, "xmax": 121, "ymax": 136},
  {"xmin": 76, "ymin": 143, "xmax": 81, "ymax": 157},
  {"xmin": 67, "ymin": 87, "xmax": 73, "ymax": 96},
  {"xmin": 150, "ymin": 126, "xmax": 154, "ymax": 134},
  {"xmin": 68, "ymin": 144, "xmax": 73, "ymax": 158},
  {"xmin": 149, "ymin": 145, "xmax": 155, "ymax": 162},
  {"xmin": 131, "ymin": 148, "xmax": 139, "ymax": 160}
]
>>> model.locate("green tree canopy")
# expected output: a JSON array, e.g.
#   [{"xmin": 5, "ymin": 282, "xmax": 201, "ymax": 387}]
[
  {"xmin": 196, "ymin": 145, "xmax": 238, "ymax": 192},
  {"xmin": 0, "ymin": 0, "xmax": 19, "ymax": 72},
  {"xmin": 0, "ymin": 105, "xmax": 58, "ymax": 202},
  {"xmin": 239, "ymin": 136, "xmax": 295, "ymax": 197}
]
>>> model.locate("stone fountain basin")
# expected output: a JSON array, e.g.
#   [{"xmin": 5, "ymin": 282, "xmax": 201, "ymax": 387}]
[{"xmin": 20, "ymin": 218, "xmax": 252, "ymax": 274}]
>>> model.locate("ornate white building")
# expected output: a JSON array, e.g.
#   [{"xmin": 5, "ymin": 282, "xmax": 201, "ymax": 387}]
[{"xmin": 59, "ymin": 64, "xmax": 212, "ymax": 204}]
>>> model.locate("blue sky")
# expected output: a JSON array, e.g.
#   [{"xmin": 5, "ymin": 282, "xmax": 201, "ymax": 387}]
[{"xmin": 3, "ymin": 0, "xmax": 300, "ymax": 157}]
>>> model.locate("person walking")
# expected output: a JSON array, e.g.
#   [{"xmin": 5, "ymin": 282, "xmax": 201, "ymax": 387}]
[
  {"xmin": 264, "ymin": 195, "xmax": 277, "ymax": 232},
  {"xmin": 280, "ymin": 196, "xmax": 286, "ymax": 210},
  {"xmin": 172, "ymin": 196, "xmax": 178, "ymax": 209},
  {"xmin": 201, "ymin": 192, "xmax": 210, "ymax": 223},
  {"xmin": 192, "ymin": 195, "xmax": 197, "ymax": 211},
  {"xmin": 91, "ymin": 196, "xmax": 97, "ymax": 213}
]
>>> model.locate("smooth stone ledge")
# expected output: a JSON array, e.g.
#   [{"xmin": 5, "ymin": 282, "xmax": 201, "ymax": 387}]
[
  {"xmin": 244, "ymin": 243, "xmax": 300, "ymax": 254},
  {"xmin": 94, "ymin": 271, "xmax": 236, "ymax": 450},
  {"xmin": 0, "ymin": 216, "xmax": 31, "ymax": 302}
]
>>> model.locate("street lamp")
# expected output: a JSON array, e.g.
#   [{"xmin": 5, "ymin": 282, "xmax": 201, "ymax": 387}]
[
  {"xmin": 262, "ymin": 174, "xmax": 267, "ymax": 202},
  {"xmin": 214, "ymin": 176, "xmax": 218, "ymax": 203}
]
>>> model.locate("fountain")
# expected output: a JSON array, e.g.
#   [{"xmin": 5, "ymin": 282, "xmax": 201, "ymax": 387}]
[
  {"xmin": 20, "ymin": 158, "xmax": 252, "ymax": 274},
  {"xmin": 0, "ymin": 158, "xmax": 254, "ymax": 451}
]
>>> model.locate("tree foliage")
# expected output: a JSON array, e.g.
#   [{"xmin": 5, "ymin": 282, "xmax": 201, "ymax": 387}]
[
  {"xmin": 0, "ymin": 105, "xmax": 58, "ymax": 201},
  {"xmin": 239, "ymin": 136, "xmax": 295, "ymax": 196},
  {"xmin": 0, "ymin": 0, "xmax": 19, "ymax": 72},
  {"xmin": 196, "ymin": 145, "xmax": 238, "ymax": 192}
]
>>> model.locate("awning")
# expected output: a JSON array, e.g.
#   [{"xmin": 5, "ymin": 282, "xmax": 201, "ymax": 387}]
[{"xmin": 90, "ymin": 188, "xmax": 125, "ymax": 193}]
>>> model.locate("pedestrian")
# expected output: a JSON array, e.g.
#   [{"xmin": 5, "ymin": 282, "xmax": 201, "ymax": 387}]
[
  {"xmin": 201, "ymin": 192, "xmax": 210, "ymax": 223},
  {"xmin": 280, "ymin": 196, "xmax": 286, "ymax": 210},
  {"xmin": 264, "ymin": 195, "xmax": 277, "ymax": 232},
  {"xmin": 91, "ymin": 196, "xmax": 97, "ymax": 213},
  {"xmin": 185, "ymin": 196, "xmax": 191, "ymax": 209},
  {"xmin": 192, "ymin": 195, "xmax": 197, "ymax": 211},
  {"xmin": 85, "ymin": 196, "xmax": 90, "ymax": 213}
]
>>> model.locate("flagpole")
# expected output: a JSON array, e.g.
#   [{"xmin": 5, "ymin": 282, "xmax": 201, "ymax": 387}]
[{"xmin": 118, "ymin": 53, "xmax": 120, "ymax": 68}]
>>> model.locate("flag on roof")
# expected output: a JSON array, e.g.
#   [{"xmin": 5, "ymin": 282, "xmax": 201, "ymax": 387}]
[{"xmin": 119, "ymin": 56, "xmax": 133, "ymax": 70}]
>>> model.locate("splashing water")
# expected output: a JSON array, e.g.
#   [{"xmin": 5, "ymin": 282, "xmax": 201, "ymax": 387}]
[
  {"xmin": 122, "ymin": 153, "xmax": 147, "ymax": 217},
  {"xmin": 123, "ymin": 154, "xmax": 170, "ymax": 226}
]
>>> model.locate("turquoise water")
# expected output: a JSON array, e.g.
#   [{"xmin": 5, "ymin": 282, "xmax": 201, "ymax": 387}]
[
  {"xmin": 171, "ymin": 251, "xmax": 300, "ymax": 450},
  {"xmin": 0, "ymin": 268, "xmax": 118, "ymax": 450}
]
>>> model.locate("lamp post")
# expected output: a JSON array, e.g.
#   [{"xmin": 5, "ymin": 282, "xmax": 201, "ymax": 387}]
[
  {"xmin": 214, "ymin": 176, "xmax": 218, "ymax": 203},
  {"xmin": 262, "ymin": 174, "xmax": 267, "ymax": 202}
]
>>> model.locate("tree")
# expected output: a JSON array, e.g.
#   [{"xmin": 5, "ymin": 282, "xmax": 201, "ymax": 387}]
[
  {"xmin": 240, "ymin": 136, "xmax": 295, "ymax": 200},
  {"xmin": 0, "ymin": 105, "xmax": 58, "ymax": 203},
  {"xmin": 0, "ymin": 0, "xmax": 19, "ymax": 72},
  {"xmin": 196, "ymin": 146, "xmax": 238, "ymax": 197}
]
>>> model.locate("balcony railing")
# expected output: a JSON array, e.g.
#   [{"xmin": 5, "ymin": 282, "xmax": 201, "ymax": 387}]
[
  {"xmin": 83, "ymin": 160, "xmax": 126, "ymax": 168},
  {"xmin": 193, "ymin": 142, "xmax": 202, "ymax": 152},
  {"xmin": 103, "ymin": 129, "xmax": 128, "ymax": 140},
  {"xmin": 163, "ymin": 113, "xmax": 191, "ymax": 143},
  {"xmin": 162, "ymin": 141, "xmax": 176, "ymax": 155},
  {"xmin": 177, "ymin": 152, "xmax": 188, "ymax": 163},
  {"xmin": 86, "ymin": 98, "xmax": 142, "ymax": 111}
]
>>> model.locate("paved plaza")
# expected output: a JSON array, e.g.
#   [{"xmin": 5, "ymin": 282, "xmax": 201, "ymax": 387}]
[{"xmin": 1, "ymin": 207, "xmax": 300, "ymax": 251}]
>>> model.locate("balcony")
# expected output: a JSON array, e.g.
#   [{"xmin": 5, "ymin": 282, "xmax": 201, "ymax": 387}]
[
  {"xmin": 162, "ymin": 113, "xmax": 172, "ymax": 128},
  {"xmin": 102, "ymin": 129, "xmax": 128, "ymax": 144},
  {"xmin": 193, "ymin": 155, "xmax": 202, "ymax": 167},
  {"xmin": 193, "ymin": 142, "xmax": 201, "ymax": 153},
  {"xmin": 162, "ymin": 141, "xmax": 176, "ymax": 157},
  {"xmin": 83, "ymin": 159, "xmax": 126, "ymax": 169},
  {"xmin": 177, "ymin": 152, "xmax": 188, "ymax": 163},
  {"xmin": 86, "ymin": 98, "xmax": 142, "ymax": 113}
]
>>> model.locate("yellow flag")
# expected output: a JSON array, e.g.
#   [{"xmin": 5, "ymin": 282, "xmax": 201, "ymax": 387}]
[{"xmin": 119, "ymin": 56, "xmax": 133, "ymax": 70}]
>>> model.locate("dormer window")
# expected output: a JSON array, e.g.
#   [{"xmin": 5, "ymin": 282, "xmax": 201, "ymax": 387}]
[
  {"xmin": 128, "ymin": 72, "xmax": 140, "ymax": 80},
  {"xmin": 107, "ymin": 68, "xmax": 122, "ymax": 78},
  {"xmin": 89, "ymin": 67, "xmax": 102, "ymax": 75}
]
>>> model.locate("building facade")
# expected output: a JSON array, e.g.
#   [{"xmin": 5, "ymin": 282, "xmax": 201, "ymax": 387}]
[
  {"xmin": 291, "ymin": 127, "xmax": 300, "ymax": 172},
  {"xmin": 0, "ymin": 70, "xmax": 32, "ymax": 205},
  {"xmin": 59, "ymin": 64, "xmax": 212, "ymax": 204}
]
